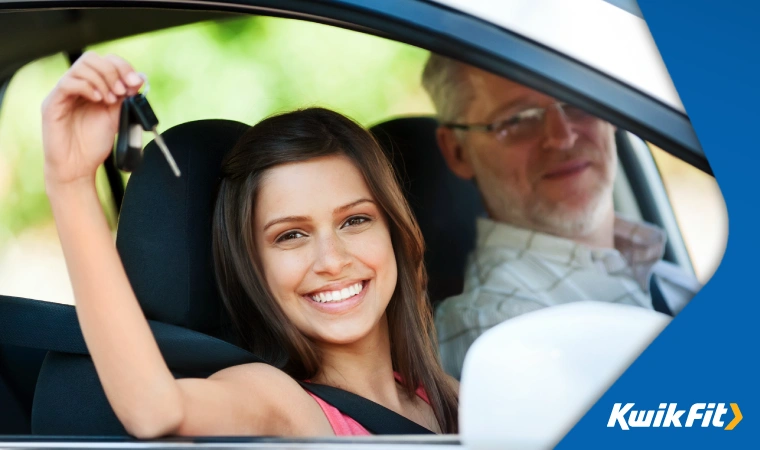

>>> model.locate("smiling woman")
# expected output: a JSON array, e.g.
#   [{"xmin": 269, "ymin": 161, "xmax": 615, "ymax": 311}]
[
  {"xmin": 213, "ymin": 109, "xmax": 458, "ymax": 419},
  {"xmin": 40, "ymin": 51, "xmax": 456, "ymax": 437}
]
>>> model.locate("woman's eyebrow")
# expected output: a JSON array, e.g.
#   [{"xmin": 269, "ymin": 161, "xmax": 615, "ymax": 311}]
[
  {"xmin": 263, "ymin": 215, "xmax": 310, "ymax": 232},
  {"xmin": 263, "ymin": 199, "xmax": 374, "ymax": 231},
  {"xmin": 334, "ymin": 198, "xmax": 375, "ymax": 214}
]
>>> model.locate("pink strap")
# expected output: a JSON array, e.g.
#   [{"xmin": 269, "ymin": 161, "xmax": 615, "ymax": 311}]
[{"xmin": 394, "ymin": 372, "xmax": 431, "ymax": 404}]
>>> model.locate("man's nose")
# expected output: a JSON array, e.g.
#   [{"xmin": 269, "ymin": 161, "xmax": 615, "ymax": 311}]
[
  {"xmin": 313, "ymin": 233, "xmax": 351, "ymax": 275},
  {"xmin": 541, "ymin": 104, "xmax": 579, "ymax": 151}
]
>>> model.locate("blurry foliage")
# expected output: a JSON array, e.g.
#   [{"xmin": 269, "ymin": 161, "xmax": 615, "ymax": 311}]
[{"xmin": 0, "ymin": 15, "xmax": 433, "ymax": 245}]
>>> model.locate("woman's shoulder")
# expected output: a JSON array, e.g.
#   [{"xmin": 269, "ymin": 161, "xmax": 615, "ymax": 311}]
[
  {"xmin": 209, "ymin": 362, "xmax": 306, "ymax": 400},
  {"xmin": 211, "ymin": 362, "xmax": 289, "ymax": 381},
  {"xmin": 208, "ymin": 363, "xmax": 333, "ymax": 436}
]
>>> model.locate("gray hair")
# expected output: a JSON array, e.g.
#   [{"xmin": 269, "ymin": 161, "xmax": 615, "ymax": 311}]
[{"xmin": 421, "ymin": 53, "xmax": 475, "ymax": 123}]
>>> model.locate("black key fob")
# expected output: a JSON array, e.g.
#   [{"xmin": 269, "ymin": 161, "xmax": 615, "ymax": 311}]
[
  {"xmin": 113, "ymin": 92, "xmax": 179, "ymax": 177},
  {"xmin": 114, "ymin": 98, "xmax": 143, "ymax": 172},
  {"xmin": 130, "ymin": 93, "xmax": 159, "ymax": 130}
]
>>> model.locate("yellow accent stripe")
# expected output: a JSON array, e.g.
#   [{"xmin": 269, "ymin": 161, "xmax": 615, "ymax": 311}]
[{"xmin": 725, "ymin": 403, "xmax": 742, "ymax": 430}]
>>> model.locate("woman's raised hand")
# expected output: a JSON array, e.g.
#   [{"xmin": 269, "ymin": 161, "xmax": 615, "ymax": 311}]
[{"xmin": 41, "ymin": 52, "xmax": 143, "ymax": 189}]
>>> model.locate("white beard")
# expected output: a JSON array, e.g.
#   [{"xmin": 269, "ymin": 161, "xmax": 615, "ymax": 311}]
[
  {"xmin": 528, "ymin": 189, "xmax": 611, "ymax": 237},
  {"xmin": 486, "ymin": 180, "xmax": 613, "ymax": 240}
]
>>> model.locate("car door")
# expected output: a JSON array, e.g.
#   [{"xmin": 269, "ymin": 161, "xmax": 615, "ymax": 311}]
[{"xmin": 0, "ymin": 0, "xmax": 723, "ymax": 446}]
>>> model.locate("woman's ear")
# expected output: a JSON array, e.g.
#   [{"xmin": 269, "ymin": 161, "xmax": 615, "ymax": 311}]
[{"xmin": 436, "ymin": 126, "xmax": 475, "ymax": 180}]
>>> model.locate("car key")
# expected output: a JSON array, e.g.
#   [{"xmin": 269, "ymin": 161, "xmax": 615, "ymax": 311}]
[
  {"xmin": 113, "ymin": 75, "xmax": 181, "ymax": 177},
  {"xmin": 114, "ymin": 99, "xmax": 144, "ymax": 172},
  {"xmin": 127, "ymin": 93, "xmax": 181, "ymax": 177}
]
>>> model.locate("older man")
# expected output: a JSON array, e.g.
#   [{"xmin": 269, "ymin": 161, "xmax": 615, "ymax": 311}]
[{"xmin": 422, "ymin": 55, "xmax": 700, "ymax": 379}]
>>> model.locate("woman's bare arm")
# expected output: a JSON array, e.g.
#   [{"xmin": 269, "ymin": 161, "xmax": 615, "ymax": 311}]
[
  {"xmin": 42, "ymin": 52, "xmax": 330, "ymax": 438},
  {"xmin": 176, "ymin": 363, "xmax": 331, "ymax": 437},
  {"xmin": 48, "ymin": 178, "xmax": 185, "ymax": 437}
]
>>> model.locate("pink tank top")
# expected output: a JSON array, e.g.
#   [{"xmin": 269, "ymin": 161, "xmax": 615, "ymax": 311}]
[{"xmin": 305, "ymin": 372, "xmax": 431, "ymax": 436}]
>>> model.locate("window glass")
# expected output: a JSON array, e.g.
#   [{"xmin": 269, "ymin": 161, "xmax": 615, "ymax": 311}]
[{"xmin": 649, "ymin": 144, "xmax": 728, "ymax": 283}]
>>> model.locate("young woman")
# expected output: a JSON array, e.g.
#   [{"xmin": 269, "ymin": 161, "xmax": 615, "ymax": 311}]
[{"xmin": 41, "ymin": 52, "xmax": 458, "ymax": 438}]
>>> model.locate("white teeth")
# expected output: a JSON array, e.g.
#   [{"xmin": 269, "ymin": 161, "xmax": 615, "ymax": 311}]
[{"xmin": 310, "ymin": 282, "xmax": 364, "ymax": 303}]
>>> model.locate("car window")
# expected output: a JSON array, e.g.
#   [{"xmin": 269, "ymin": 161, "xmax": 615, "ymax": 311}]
[
  {"xmin": 0, "ymin": 15, "xmax": 433, "ymax": 305},
  {"xmin": 0, "ymin": 53, "xmax": 121, "ymax": 304},
  {"xmin": 649, "ymin": 144, "xmax": 728, "ymax": 283},
  {"xmin": 0, "ymin": 13, "xmax": 725, "ymax": 307}
]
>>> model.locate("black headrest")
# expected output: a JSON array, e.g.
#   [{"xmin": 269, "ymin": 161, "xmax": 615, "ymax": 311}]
[
  {"xmin": 116, "ymin": 120, "xmax": 249, "ymax": 335},
  {"xmin": 370, "ymin": 117, "xmax": 485, "ymax": 304}
]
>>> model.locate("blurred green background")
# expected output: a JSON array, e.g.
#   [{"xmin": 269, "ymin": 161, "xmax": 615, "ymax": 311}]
[
  {"xmin": 0, "ymin": 15, "xmax": 432, "ymax": 240},
  {"xmin": 0, "ymin": 15, "xmax": 432, "ymax": 303},
  {"xmin": 0, "ymin": 15, "xmax": 726, "ymax": 303}
]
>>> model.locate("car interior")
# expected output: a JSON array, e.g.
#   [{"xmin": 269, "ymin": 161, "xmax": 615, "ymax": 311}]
[{"xmin": 0, "ymin": 5, "xmax": 703, "ymax": 439}]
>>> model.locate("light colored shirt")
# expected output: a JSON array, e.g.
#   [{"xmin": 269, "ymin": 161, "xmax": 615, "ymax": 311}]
[{"xmin": 435, "ymin": 216, "xmax": 701, "ymax": 379}]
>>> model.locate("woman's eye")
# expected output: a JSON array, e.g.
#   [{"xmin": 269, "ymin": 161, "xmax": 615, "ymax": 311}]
[
  {"xmin": 276, "ymin": 231, "xmax": 305, "ymax": 242},
  {"xmin": 342, "ymin": 216, "xmax": 370, "ymax": 228}
]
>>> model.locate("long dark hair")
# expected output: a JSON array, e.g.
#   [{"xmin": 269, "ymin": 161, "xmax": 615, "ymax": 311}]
[{"xmin": 212, "ymin": 107, "xmax": 458, "ymax": 433}]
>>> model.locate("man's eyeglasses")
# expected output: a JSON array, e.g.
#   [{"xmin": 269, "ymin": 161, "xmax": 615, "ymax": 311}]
[{"xmin": 442, "ymin": 102, "xmax": 593, "ymax": 144}]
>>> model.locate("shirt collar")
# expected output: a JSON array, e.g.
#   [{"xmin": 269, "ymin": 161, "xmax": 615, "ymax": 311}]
[{"xmin": 475, "ymin": 215, "xmax": 667, "ymax": 289}]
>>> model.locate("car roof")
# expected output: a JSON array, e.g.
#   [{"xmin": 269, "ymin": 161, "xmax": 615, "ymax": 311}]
[{"xmin": 0, "ymin": 8, "xmax": 237, "ymax": 81}]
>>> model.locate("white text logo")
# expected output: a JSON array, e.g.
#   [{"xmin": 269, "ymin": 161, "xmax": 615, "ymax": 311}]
[{"xmin": 607, "ymin": 403, "xmax": 742, "ymax": 430}]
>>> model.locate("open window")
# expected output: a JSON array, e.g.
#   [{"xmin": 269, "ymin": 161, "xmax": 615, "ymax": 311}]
[{"xmin": 0, "ymin": 0, "xmax": 727, "ymax": 443}]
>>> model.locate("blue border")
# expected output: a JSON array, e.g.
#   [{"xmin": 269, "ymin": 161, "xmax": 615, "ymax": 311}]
[{"xmin": 560, "ymin": 0, "xmax": 757, "ymax": 447}]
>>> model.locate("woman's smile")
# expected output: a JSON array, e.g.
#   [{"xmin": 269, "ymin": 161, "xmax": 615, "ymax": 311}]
[{"xmin": 302, "ymin": 279, "xmax": 370, "ymax": 313}]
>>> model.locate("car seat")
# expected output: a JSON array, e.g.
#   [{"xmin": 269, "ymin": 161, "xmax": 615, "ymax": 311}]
[{"xmin": 370, "ymin": 117, "xmax": 486, "ymax": 305}]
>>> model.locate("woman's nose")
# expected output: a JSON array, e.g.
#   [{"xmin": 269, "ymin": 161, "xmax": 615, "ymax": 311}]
[
  {"xmin": 312, "ymin": 233, "xmax": 351, "ymax": 275},
  {"xmin": 542, "ymin": 104, "xmax": 579, "ymax": 151}
]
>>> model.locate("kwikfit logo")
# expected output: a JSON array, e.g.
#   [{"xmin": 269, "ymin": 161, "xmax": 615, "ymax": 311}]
[{"xmin": 607, "ymin": 403, "xmax": 743, "ymax": 430}]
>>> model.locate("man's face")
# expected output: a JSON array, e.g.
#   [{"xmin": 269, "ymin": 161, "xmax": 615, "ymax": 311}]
[{"xmin": 439, "ymin": 68, "xmax": 618, "ymax": 238}]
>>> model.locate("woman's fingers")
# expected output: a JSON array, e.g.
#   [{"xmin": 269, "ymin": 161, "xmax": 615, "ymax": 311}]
[
  {"xmin": 71, "ymin": 58, "xmax": 113, "ymax": 103},
  {"xmin": 41, "ymin": 51, "xmax": 142, "ymax": 124},
  {"xmin": 81, "ymin": 52, "xmax": 122, "ymax": 102},
  {"xmin": 58, "ymin": 76, "xmax": 105, "ymax": 103},
  {"xmin": 72, "ymin": 52, "xmax": 142, "ymax": 103},
  {"xmin": 103, "ymin": 54, "xmax": 143, "ymax": 95},
  {"xmin": 42, "ymin": 74, "xmax": 103, "ymax": 120}
]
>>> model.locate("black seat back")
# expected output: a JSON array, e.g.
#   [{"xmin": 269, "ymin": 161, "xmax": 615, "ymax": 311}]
[
  {"xmin": 23, "ymin": 120, "xmax": 254, "ymax": 435},
  {"xmin": 0, "ymin": 344, "xmax": 46, "ymax": 434},
  {"xmin": 116, "ymin": 119, "xmax": 250, "ymax": 337},
  {"xmin": 370, "ymin": 117, "xmax": 485, "ymax": 304}
]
